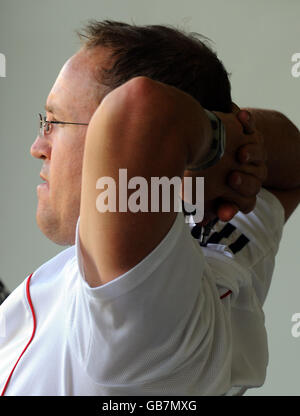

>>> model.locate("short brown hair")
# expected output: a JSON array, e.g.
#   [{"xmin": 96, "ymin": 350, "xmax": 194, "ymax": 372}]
[{"xmin": 77, "ymin": 20, "xmax": 232, "ymax": 112}]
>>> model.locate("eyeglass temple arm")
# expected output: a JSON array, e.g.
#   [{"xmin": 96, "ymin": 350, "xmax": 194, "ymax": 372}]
[
  {"xmin": 49, "ymin": 121, "xmax": 89, "ymax": 126},
  {"xmin": 39, "ymin": 114, "xmax": 88, "ymax": 126}
]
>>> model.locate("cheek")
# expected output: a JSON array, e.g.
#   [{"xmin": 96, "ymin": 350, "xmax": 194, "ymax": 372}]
[{"xmin": 50, "ymin": 139, "xmax": 85, "ymax": 201}]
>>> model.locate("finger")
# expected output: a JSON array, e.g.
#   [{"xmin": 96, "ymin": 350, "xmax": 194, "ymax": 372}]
[
  {"xmin": 236, "ymin": 110, "xmax": 255, "ymax": 134},
  {"xmin": 228, "ymin": 171, "xmax": 262, "ymax": 196},
  {"xmin": 217, "ymin": 202, "xmax": 239, "ymax": 222},
  {"xmin": 230, "ymin": 162, "xmax": 268, "ymax": 182},
  {"xmin": 237, "ymin": 143, "xmax": 267, "ymax": 165}
]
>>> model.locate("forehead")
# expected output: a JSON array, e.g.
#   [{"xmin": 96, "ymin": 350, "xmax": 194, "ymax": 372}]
[{"xmin": 46, "ymin": 47, "xmax": 110, "ymax": 119}]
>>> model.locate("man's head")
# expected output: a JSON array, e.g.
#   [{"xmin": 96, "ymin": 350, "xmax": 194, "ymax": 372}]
[
  {"xmin": 30, "ymin": 46, "xmax": 111, "ymax": 245},
  {"xmin": 30, "ymin": 20, "xmax": 232, "ymax": 246}
]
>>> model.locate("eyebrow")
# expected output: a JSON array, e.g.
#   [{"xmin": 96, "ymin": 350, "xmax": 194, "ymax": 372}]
[{"xmin": 44, "ymin": 104, "xmax": 66, "ymax": 119}]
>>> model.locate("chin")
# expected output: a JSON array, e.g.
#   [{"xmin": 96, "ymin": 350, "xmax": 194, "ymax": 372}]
[{"xmin": 36, "ymin": 211, "xmax": 76, "ymax": 246}]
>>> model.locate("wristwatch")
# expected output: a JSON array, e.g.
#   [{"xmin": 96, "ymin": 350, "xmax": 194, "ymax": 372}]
[{"xmin": 187, "ymin": 109, "xmax": 226, "ymax": 171}]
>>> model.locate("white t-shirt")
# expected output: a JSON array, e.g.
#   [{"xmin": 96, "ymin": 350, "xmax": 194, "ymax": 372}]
[{"xmin": 0, "ymin": 188, "xmax": 285, "ymax": 396}]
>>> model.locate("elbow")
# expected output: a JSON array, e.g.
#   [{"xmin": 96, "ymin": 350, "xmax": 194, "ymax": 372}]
[{"xmin": 88, "ymin": 76, "xmax": 160, "ymax": 142}]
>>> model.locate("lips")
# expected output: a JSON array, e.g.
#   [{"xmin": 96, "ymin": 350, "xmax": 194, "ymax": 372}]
[
  {"xmin": 38, "ymin": 173, "xmax": 50, "ymax": 192},
  {"xmin": 40, "ymin": 174, "xmax": 49, "ymax": 183}
]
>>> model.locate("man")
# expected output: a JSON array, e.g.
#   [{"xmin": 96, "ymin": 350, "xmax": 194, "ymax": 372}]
[{"xmin": 0, "ymin": 20, "xmax": 299, "ymax": 396}]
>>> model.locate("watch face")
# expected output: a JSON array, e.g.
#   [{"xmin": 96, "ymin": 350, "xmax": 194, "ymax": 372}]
[
  {"xmin": 202, "ymin": 116, "xmax": 226, "ymax": 169},
  {"xmin": 220, "ymin": 124, "xmax": 226, "ymax": 157},
  {"xmin": 185, "ymin": 110, "xmax": 226, "ymax": 170}
]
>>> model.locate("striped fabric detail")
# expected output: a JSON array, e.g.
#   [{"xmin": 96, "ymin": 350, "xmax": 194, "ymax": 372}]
[
  {"xmin": 228, "ymin": 234, "xmax": 250, "ymax": 254},
  {"xmin": 205, "ymin": 223, "xmax": 236, "ymax": 245},
  {"xmin": 190, "ymin": 221, "xmax": 250, "ymax": 255}
]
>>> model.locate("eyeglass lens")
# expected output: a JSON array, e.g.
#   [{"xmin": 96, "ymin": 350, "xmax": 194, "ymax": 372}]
[{"xmin": 38, "ymin": 114, "xmax": 51, "ymax": 136}]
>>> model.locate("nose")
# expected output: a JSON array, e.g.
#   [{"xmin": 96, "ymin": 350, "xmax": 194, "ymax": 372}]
[{"xmin": 30, "ymin": 135, "xmax": 51, "ymax": 160}]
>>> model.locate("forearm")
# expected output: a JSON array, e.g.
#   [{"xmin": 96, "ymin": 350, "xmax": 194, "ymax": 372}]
[{"xmin": 244, "ymin": 108, "xmax": 300, "ymax": 190}]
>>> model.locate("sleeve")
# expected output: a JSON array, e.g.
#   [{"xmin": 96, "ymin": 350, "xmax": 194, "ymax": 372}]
[
  {"xmin": 70, "ymin": 206, "xmax": 234, "ymax": 395},
  {"xmin": 191, "ymin": 188, "xmax": 286, "ymax": 389},
  {"xmin": 203, "ymin": 188, "xmax": 285, "ymax": 305}
]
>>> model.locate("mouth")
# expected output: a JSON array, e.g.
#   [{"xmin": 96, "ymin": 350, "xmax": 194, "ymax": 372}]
[
  {"xmin": 40, "ymin": 173, "xmax": 49, "ymax": 183},
  {"xmin": 38, "ymin": 174, "xmax": 49, "ymax": 190}
]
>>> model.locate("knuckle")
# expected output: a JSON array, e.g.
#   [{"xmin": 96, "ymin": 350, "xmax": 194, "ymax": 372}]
[
  {"xmin": 238, "ymin": 146, "xmax": 249, "ymax": 162},
  {"xmin": 238, "ymin": 173, "xmax": 259, "ymax": 196}
]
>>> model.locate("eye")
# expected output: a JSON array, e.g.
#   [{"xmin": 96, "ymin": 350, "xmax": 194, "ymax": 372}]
[{"xmin": 45, "ymin": 122, "xmax": 52, "ymax": 134}]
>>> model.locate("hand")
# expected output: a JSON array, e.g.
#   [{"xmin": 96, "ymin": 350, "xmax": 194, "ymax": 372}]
[
  {"xmin": 182, "ymin": 107, "xmax": 267, "ymax": 225},
  {"xmin": 215, "ymin": 108, "xmax": 268, "ymax": 222}
]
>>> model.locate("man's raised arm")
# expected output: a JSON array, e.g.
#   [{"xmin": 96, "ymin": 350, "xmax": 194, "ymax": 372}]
[
  {"xmin": 78, "ymin": 76, "xmax": 260, "ymax": 288},
  {"xmin": 79, "ymin": 76, "xmax": 213, "ymax": 287}
]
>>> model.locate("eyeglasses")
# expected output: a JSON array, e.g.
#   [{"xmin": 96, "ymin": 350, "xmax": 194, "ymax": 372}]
[{"xmin": 38, "ymin": 113, "xmax": 89, "ymax": 136}]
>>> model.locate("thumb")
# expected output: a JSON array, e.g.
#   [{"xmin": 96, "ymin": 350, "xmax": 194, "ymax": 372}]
[{"xmin": 217, "ymin": 202, "xmax": 239, "ymax": 222}]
